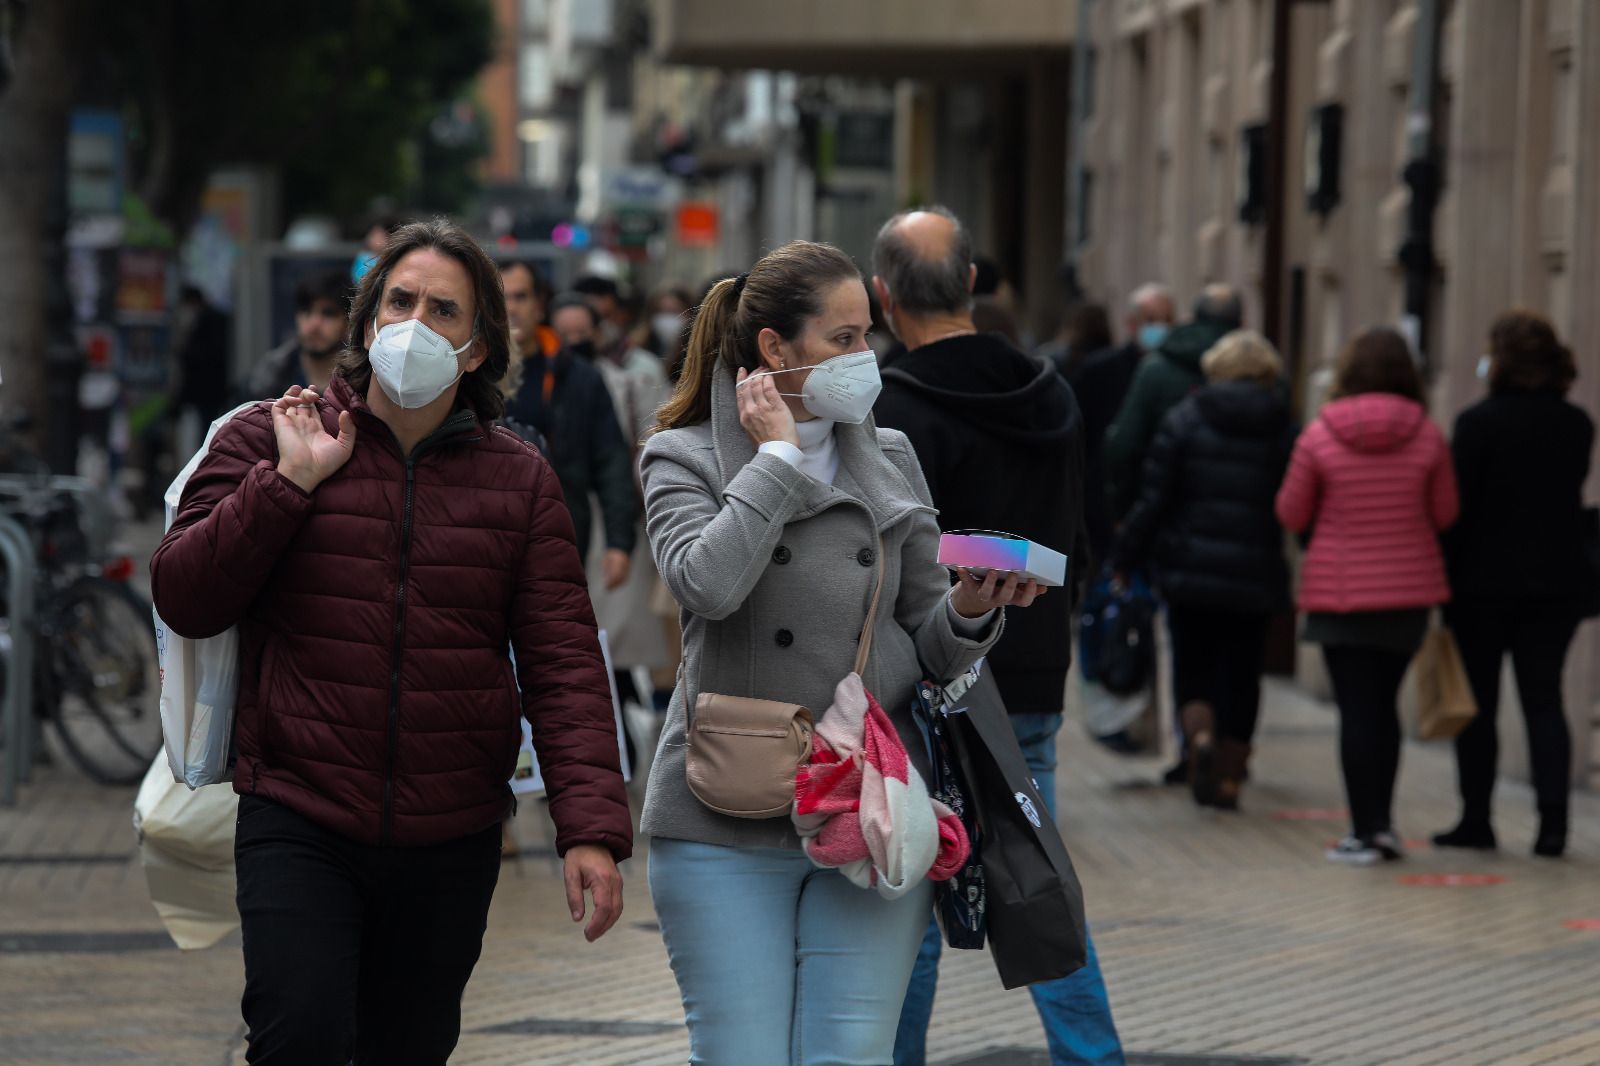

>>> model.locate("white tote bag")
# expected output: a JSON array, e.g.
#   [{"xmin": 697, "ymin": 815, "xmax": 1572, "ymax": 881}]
[{"xmin": 154, "ymin": 402, "xmax": 260, "ymax": 788}]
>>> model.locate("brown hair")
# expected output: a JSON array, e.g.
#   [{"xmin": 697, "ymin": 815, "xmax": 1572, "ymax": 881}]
[
  {"xmin": 1487, "ymin": 309, "xmax": 1576, "ymax": 395},
  {"xmin": 337, "ymin": 217, "xmax": 512, "ymax": 422},
  {"xmin": 1330, "ymin": 327, "xmax": 1424, "ymax": 403},
  {"xmin": 653, "ymin": 240, "xmax": 862, "ymax": 432}
]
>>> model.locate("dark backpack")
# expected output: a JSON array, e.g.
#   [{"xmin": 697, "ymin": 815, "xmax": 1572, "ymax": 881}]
[{"xmin": 1096, "ymin": 582, "xmax": 1157, "ymax": 696}]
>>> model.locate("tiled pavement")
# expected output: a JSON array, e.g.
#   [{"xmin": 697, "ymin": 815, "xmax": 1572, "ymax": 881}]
[{"xmin": 3, "ymin": 673, "xmax": 1598, "ymax": 1066}]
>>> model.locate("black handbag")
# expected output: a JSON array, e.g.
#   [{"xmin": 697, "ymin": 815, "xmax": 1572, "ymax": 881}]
[
  {"xmin": 1096, "ymin": 579, "xmax": 1157, "ymax": 696},
  {"xmin": 912, "ymin": 659, "xmax": 1089, "ymax": 989}
]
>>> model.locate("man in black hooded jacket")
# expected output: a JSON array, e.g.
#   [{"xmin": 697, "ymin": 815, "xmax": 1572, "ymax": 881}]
[{"xmin": 873, "ymin": 207, "xmax": 1123, "ymax": 1066}]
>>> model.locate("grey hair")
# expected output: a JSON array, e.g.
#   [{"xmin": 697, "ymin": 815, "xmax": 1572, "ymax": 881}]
[
  {"xmin": 1194, "ymin": 283, "xmax": 1244, "ymax": 329},
  {"xmin": 871, "ymin": 205, "xmax": 973, "ymax": 315},
  {"xmin": 1127, "ymin": 283, "xmax": 1174, "ymax": 316}
]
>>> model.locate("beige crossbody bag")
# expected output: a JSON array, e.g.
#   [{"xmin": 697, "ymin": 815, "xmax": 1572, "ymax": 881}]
[{"xmin": 686, "ymin": 539, "xmax": 885, "ymax": 818}]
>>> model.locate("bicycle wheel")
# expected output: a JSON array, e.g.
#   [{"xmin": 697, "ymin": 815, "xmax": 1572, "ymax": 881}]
[{"xmin": 45, "ymin": 576, "xmax": 163, "ymax": 786}]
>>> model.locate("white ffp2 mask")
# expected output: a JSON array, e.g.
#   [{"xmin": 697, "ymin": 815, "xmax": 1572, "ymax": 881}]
[
  {"xmin": 739, "ymin": 350, "xmax": 882, "ymax": 424},
  {"xmin": 367, "ymin": 316, "xmax": 475, "ymax": 409}
]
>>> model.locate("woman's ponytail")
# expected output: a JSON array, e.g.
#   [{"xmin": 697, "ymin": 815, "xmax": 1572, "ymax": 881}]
[
  {"xmin": 650, "ymin": 241, "xmax": 862, "ymax": 434},
  {"xmin": 654, "ymin": 277, "xmax": 742, "ymax": 433}
]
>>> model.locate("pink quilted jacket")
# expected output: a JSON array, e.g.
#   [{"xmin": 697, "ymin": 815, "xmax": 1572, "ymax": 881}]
[{"xmin": 1275, "ymin": 393, "xmax": 1459, "ymax": 613}]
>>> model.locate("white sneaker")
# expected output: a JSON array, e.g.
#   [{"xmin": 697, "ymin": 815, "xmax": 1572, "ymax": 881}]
[
  {"xmin": 1326, "ymin": 835, "xmax": 1382, "ymax": 866},
  {"xmin": 1371, "ymin": 831, "xmax": 1406, "ymax": 861}
]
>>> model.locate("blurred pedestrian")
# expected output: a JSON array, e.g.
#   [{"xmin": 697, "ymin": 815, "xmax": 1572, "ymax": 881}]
[
  {"xmin": 571, "ymin": 277, "xmax": 671, "ymax": 446},
  {"xmin": 1070, "ymin": 283, "xmax": 1176, "ymax": 568},
  {"xmin": 1110, "ymin": 331, "xmax": 1295, "ymax": 810},
  {"xmin": 1276, "ymin": 327, "xmax": 1458, "ymax": 865},
  {"xmin": 247, "ymin": 270, "xmax": 352, "ymax": 399},
  {"xmin": 1038, "ymin": 301, "xmax": 1113, "ymax": 382},
  {"xmin": 1105, "ymin": 284, "xmax": 1242, "ymax": 522},
  {"xmin": 351, "ymin": 213, "xmax": 399, "ymax": 283},
  {"xmin": 553, "ymin": 288, "xmax": 672, "ymax": 716},
  {"xmin": 503, "ymin": 279, "xmax": 637, "ymax": 592},
  {"xmin": 174, "ymin": 285, "xmax": 231, "ymax": 425},
  {"xmin": 151, "ymin": 219, "xmax": 631, "ymax": 1065},
  {"xmin": 499, "ymin": 258, "xmax": 559, "ymax": 360},
  {"xmin": 641, "ymin": 240, "xmax": 1028, "ymax": 1065},
  {"xmin": 1436, "ymin": 310, "xmax": 1594, "ymax": 858},
  {"xmin": 642, "ymin": 284, "xmax": 693, "ymax": 380},
  {"xmin": 870, "ymin": 206, "xmax": 1123, "ymax": 1066}
]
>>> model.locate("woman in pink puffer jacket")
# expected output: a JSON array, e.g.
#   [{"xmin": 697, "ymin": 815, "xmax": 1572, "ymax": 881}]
[{"xmin": 1276, "ymin": 327, "xmax": 1459, "ymax": 865}]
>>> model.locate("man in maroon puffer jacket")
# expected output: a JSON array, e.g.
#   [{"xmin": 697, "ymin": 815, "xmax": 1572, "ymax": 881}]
[{"xmin": 151, "ymin": 219, "xmax": 632, "ymax": 1066}]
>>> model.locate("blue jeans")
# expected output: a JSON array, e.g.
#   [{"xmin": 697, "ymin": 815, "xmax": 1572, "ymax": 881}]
[
  {"xmin": 651, "ymin": 837, "xmax": 935, "ymax": 1065},
  {"xmin": 894, "ymin": 712, "xmax": 1125, "ymax": 1066}
]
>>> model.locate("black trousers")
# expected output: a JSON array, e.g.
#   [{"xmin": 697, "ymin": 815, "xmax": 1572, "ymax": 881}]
[
  {"xmin": 1447, "ymin": 605, "xmax": 1579, "ymax": 826},
  {"xmin": 1322, "ymin": 646, "xmax": 1411, "ymax": 839},
  {"xmin": 234, "ymin": 795, "xmax": 503, "ymax": 1066},
  {"xmin": 1167, "ymin": 606, "xmax": 1270, "ymax": 746}
]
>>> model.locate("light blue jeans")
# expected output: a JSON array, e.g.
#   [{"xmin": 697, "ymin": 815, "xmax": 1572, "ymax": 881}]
[
  {"xmin": 651, "ymin": 837, "xmax": 935, "ymax": 1065},
  {"xmin": 895, "ymin": 712, "xmax": 1126, "ymax": 1066}
]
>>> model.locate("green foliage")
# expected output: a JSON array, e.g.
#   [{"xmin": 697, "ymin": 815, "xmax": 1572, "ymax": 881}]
[{"xmin": 95, "ymin": 0, "xmax": 494, "ymax": 232}]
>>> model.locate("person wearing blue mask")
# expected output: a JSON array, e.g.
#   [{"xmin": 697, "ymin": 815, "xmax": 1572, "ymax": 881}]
[{"xmin": 1062, "ymin": 283, "xmax": 1175, "ymax": 569}]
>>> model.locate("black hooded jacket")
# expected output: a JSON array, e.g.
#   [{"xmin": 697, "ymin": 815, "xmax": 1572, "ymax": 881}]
[
  {"xmin": 876, "ymin": 333, "xmax": 1088, "ymax": 715},
  {"xmin": 1112, "ymin": 381, "xmax": 1295, "ymax": 614}
]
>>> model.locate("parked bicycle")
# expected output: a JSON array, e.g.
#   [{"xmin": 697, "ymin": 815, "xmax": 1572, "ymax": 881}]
[{"xmin": 0, "ymin": 416, "xmax": 161, "ymax": 787}]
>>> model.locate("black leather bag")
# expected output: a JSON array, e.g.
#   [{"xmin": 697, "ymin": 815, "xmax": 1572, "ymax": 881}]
[{"xmin": 913, "ymin": 659, "xmax": 1089, "ymax": 989}]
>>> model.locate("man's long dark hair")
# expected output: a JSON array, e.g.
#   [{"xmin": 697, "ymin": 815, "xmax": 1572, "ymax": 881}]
[{"xmin": 337, "ymin": 218, "xmax": 512, "ymax": 422}]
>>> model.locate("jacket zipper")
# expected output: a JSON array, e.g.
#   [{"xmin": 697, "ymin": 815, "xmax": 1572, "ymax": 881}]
[
  {"xmin": 382, "ymin": 458, "xmax": 417, "ymax": 844},
  {"xmin": 377, "ymin": 419, "xmax": 481, "ymax": 845}
]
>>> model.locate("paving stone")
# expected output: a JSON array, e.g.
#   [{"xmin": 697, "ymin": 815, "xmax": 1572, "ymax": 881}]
[{"xmin": 3, "ymin": 632, "xmax": 1598, "ymax": 1065}]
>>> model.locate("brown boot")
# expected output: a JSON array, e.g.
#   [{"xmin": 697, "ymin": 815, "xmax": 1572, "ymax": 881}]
[
  {"xmin": 1212, "ymin": 739, "xmax": 1253, "ymax": 812},
  {"xmin": 1181, "ymin": 702, "xmax": 1216, "ymax": 807}
]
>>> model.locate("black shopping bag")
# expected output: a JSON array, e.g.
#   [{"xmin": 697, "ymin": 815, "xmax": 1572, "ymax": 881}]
[{"xmin": 917, "ymin": 660, "xmax": 1089, "ymax": 989}]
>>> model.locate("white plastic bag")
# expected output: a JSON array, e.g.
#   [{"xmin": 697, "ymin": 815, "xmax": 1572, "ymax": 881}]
[
  {"xmin": 509, "ymin": 629, "xmax": 632, "ymax": 795},
  {"xmin": 154, "ymin": 401, "xmax": 259, "ymax": 788},
  {"xmin": 133, "ymin": 754, "xmax": 240, "ymax": 950}
]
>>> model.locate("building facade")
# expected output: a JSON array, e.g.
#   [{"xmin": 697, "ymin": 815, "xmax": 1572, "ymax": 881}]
[{"xmin": 1079, "ymin": 0, "xmax": 1600, "ymax": 787}]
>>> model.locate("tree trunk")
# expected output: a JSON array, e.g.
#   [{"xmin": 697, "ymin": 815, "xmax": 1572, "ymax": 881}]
[{"xmin": 0, "ymin": 0, "xmax": 91, "ymax": 446}]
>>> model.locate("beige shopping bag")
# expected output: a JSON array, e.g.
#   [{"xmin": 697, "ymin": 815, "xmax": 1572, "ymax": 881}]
[{"xmin": 1414, "ymin": 626, "xmax": 1478, "ymax": 740}]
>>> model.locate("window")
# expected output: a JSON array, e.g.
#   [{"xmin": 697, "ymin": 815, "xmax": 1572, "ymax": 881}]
[{"xmin": 519, "ymin": 44, "xmax": 552, "ymax": 110}]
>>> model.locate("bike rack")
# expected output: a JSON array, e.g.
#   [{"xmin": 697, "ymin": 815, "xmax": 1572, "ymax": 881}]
[
  {"xmin": 0, "ymin": 474, "xmax": 112, "ymax": 560},
  {"xmin": 0, "ymin": 512, "xmax": 35, "ymax": 806}
]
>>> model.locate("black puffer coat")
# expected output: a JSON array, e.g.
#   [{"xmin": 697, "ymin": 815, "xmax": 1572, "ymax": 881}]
[{"xmin": 1112, "ymin": 381, "xmax": 1295, "ymax": 614}]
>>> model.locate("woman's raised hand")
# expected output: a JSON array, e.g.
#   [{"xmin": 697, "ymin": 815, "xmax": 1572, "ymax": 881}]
[
  {"xmin": 950, "ymin": 567, "xmax": 1046, "ymax": 619},
  {"xmin": 273, "ymin": 386, "xmax": 356, "ymax": 494},
  {"xmin": 736, "ymin": 368, "xmax": 801, "ymax": 449}
]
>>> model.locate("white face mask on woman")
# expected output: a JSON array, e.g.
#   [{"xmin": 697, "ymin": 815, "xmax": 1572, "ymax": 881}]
[
  {"xmin": 366, "ymin": 315, "xmax": 476, "ymax": 409},
  {"xmin": 738, "ymin": 349, "xmax": 883, "ymax": 424}
]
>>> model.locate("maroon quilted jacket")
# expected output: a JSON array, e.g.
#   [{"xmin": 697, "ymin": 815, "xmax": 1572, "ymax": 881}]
[{"xmin": 150, "ymin": 376, "xmax": 632, "ymax": 857}]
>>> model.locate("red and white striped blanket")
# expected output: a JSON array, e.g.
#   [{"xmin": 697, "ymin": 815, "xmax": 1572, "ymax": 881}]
[{"xmin": 793, "ymin": 673, "xmax": 970, "ymax": 898}]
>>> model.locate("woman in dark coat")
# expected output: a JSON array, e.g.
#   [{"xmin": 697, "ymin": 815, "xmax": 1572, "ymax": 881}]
[
  {"xmin": 1437, "ymin": 310, "xmax": 1594, "ymax": 858},
  {"xmin": 1112, "ymin": 330, "xmax": 1295, "ymax": 809}
]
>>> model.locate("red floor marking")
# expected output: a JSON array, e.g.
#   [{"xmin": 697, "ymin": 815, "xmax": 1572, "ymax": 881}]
[
  {"xmin": 1398, "ymin": 873, "xmax": 1506, "ymax": 887},
  {"xmin": 1271, "ymin": 808, "xmax": 1348, "ymax": 821},
  {"xmin": 1562, "ymin": 919, "xmax": 1600, "ymax": 931}
]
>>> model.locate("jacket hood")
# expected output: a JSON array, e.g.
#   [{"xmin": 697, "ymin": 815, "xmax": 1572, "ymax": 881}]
[
  {"xmin": 1194, "ymin": 380, "xmax": 1291, "ymax": 438},
  {"xmin": 1158, "ymin": 319, "xmax": 1232, "ymax": 368},
  {"xmin": 880, "ymin": 333, "xmax": 1080, "ymax": 444},
  {"xmin": 1320, "ymin": 393, "xmax": 1426, "ymax": 453}
]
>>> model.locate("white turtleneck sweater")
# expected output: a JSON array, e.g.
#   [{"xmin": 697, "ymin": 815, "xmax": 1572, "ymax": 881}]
[
  {"xmin": 758, "ymin": 417, "xmax": 839, "ymax": 485},
  {"xmin": 758, "ymin": 421, "xmax": 993, "ymax": 634}
]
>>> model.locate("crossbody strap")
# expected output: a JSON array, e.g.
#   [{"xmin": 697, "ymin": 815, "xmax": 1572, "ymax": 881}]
[{"xmin": 853, "ymin": 534, "xmax": 887, "ymax": 677}]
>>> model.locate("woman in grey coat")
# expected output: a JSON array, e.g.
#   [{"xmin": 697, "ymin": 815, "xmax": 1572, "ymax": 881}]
[{"xmin": 640, "ymin": 240, "xmax": 1044, "ymax": 1065}]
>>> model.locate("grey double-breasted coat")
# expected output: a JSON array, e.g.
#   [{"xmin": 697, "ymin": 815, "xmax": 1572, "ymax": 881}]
[{"xmin": 638, "ymin": 364, "xmax": 1003, "ymax": 851}]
